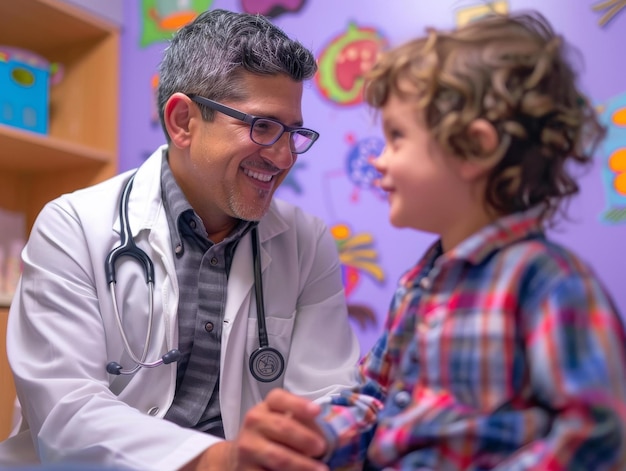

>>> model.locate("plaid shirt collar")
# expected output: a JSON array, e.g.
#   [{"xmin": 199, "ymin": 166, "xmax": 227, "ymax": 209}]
[
  {"xmin": 447, "ymin": 205, "xmax": 546, "ymax": 265},
  {"xmin": 404, "ymin": 206, "xmax": 546, "ymax": 285}
]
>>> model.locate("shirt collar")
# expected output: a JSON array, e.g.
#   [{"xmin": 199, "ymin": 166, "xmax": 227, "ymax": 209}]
[
  {"xmin": 443, "ymin": 205, "xmax": 545, "ymax": 266},
  {"xmin": 401, "ymin": 206, "xmax": 545, "ymax": 286},
  {"xmin": 161, "ymin": 152, "xmax": 191, "ymax": 254}
]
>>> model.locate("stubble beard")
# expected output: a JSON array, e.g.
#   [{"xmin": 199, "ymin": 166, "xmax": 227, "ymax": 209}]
[{"xmin": 229, "ymin": 187, "xmax": 272, "ymax": 222}]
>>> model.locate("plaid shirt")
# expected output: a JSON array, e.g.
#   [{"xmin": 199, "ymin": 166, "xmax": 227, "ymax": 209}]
[{"xmin": 318, "ymin": 208, "xmax": 626, "ymax": 470}]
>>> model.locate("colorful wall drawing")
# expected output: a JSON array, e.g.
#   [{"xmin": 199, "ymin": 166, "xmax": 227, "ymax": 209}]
[
  {"xmin": 150, "ymin": 72, "xmax": 160, "ymax": 127},
  {"xmin": 598, "ymin": 92, "xmax": 626, "ymax": 224},
  {"xmin": 331, "ymin": 223, "xmax": 385, "ymax": 331},
  {"xmin": 344, "ymin": 134, "xmax": 386, "ymax": 201},
  {"xmin": 240, "ymin": 0, "xmax": 307, "ymax": 18},
  {"xmin": 315, "ymin": 22, "xmax": 387, "ymax": 106},
  {"xmin": 593, "ymin": 0, "xmax": 626, "ymax": 27},
  {"xmin": 140, "ymin": 0, "xmax": 214, "ymax": 46},
  {"xmin": 455, "ymin": 1, "xmax": 509, "ymax": 27}
]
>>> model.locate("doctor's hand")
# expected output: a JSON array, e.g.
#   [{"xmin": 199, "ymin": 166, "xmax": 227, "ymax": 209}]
[
  {"xmin": 235, "ymin": 388, "xmax": 329, "ymax": 471},
  {"xmin": 180, "ymin": 389, "xmax": 329, "ymax": 471}
]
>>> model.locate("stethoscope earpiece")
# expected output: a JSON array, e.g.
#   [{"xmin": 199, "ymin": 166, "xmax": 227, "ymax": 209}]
[
  {"xmin": 162, "ymin": 349, "xmax": 181, "ymax": 364},
  {"xmin": 106, "ymin": 362, "xmax": 123, "ymax": 375},
  {"xmin": 106, "ymin": 349, "xmax": 182, "ymax": 376}
]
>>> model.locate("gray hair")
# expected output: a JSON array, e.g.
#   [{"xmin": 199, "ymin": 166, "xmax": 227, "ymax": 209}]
[{"xmin": 157, "ymin": 9, "xmax": 317, "ymax": 141}]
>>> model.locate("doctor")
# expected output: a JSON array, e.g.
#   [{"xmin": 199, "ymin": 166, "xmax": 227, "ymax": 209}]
[{"xmin": 1, "ymin": 9, "xmax": 359, "ymax": 471}]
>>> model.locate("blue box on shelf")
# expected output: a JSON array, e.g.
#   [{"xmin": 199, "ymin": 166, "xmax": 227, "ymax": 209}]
[{"xmin": 0, "ymin": 46, "xmax": 62, "ymax": 135}]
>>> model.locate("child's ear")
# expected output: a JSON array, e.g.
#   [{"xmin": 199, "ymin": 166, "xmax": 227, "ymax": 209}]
[
  {"xmin": 469, "ymin": 119, "xmax": 498, "ymax": 156},
  {"xmin": 458, "ymin": 119, "xmax": 500, "ymax": 181},
  {"xmin": 164, "ymin": 93, "xmax": 195, "ymax": 149}
]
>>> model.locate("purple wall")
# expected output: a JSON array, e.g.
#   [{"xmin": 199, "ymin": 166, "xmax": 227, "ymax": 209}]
[{"xmin": 120, "ymin": 0, "xmax": 626, "ymax": 355}]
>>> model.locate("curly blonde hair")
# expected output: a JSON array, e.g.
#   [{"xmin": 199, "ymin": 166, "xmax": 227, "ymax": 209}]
[{"xmin": 364, "ymin": 11, "xmax": 606, "ymax": 224}]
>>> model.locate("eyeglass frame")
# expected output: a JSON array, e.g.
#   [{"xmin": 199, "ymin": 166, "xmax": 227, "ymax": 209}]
[{"xmin": 187, "ymin": 94, "xmax": 320, "ymax": 154}]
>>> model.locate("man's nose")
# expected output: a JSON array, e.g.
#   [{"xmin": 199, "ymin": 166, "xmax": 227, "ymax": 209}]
[{"xmin": 260, "ymin": 133, "xmax": 296, "ymax": 169}]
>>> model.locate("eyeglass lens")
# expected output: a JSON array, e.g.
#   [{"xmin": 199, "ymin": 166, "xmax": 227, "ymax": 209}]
[{"xmin": 251, "ymin": 119, "xmax": 315, "ymax": 154}]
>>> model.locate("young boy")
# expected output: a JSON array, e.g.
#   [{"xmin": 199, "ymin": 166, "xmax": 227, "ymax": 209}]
[
  {"xmin": 222, "ymin": 10, "xmax": 626, "ymax": 471},
  {"xmin": 306, "ymin": 10, "xmax": 626, "ymax": 471}
]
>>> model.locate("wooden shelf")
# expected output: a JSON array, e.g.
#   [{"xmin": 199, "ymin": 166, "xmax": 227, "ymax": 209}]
[
  {"xmin": 0, "ymin": 124, "xmax": 113, "ymax": 172},
  {"xmin": 0, "ymin": 294, "xmax": 13, "ymax": 308},
  {"xmin": 0, "ymin": 0, "xmax": 115, "ymax": 56},
  {"xmin": 0, "ymin": 307, "xmax": 15, "ymax": 441},
  {"xmin": 0, "ymin": 293, "xmax": 13, "ymax": 308}
]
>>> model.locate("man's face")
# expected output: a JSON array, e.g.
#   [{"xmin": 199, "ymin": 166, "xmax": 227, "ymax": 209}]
[{"xmin": 171, "ymin": 73, "xmax": 306, "ymax": 236}]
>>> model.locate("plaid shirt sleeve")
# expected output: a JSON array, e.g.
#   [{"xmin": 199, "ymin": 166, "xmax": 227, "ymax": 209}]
[
  {"xmin": 493, "ymin": 270, "xmax": 626, "ymax": 470},
  {"xmin": 316, "ymin": 333, "xmax": 389, "ymax": 470},
  {"xmin": 316, "ymin": 264, "xmax": 422, "ymax": 470}
]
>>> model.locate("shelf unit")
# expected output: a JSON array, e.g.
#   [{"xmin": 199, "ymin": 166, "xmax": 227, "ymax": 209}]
[{"xmin": 0, "ymin": 0, "xmax": 120, "ymax": 441}]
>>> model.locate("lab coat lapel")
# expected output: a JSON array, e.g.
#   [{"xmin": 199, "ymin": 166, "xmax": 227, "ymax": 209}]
[
  {"xmin": 220, "ymin": 229, "xmax": 254, "ymax": 438},
  {"xmin": 222, "ymin": 207, "xmax": 287, "ymax": 332}
]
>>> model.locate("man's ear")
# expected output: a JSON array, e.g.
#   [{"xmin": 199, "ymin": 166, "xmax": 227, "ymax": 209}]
[
  {"xmin": 458, "ymin": 118, "xmax": 501, "ymax": 181},
  {"xmin": 164, "ymin": 93, "xmax": 195, "ymax": 149}
]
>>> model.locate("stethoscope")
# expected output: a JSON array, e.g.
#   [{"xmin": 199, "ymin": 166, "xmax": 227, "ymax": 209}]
[{"xmin": 104, "ymin": 173, "xmax": 285, "ymax": 382}]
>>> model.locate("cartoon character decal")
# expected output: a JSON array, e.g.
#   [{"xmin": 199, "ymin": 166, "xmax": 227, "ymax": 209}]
[
  {"xmin": 593, "ymin": 0, "xmax": 626, "ymax": 27},
  {"xmin": 150, "ymin": 72, "xmax": 160, "ymax": 127},
  {"xmin": 331, "ymin": 223, "xmax": 384, "ymax": 331},
  {"xmin": 455, "ymin": 1, "xmax": 509, "ymax": 27},
  {"xmin": 240, "ymin": 0, "xmax": 307, "ymax": 18},
  {"xmin": 598, "ymin": 92, "xmax": 626, "ymax": 224},
  {"xmin": 140, "ymin": 0, "xmax": 214, "ymax": 46},
  {"xmin": 315, "ymin": 22, "xmax": 387, "ymax": 106},
  {"xmin": 345, "ymin": 134, "xmax": 387, "ymax": 201}
]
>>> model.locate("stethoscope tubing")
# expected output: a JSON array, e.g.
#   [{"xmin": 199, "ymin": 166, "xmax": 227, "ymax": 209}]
[
  {"xmin": 248, "ymin": 225, "xmax": 284, "ymax": 382},
  {"xmin": 251, "ymin": 226, "xmax": 269, "ymax": 348},
  {"xmin": 105, "ymin": 174, "xmax": 179, "ymax": 375}
]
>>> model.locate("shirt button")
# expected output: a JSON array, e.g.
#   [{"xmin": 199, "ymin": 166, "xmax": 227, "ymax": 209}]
[
  {"xmin": 210, "ymin": 257, "xmax": 218, "ymax": 266},
  {"xmin": 419, "ymin": 277, "xmax": 431, "ymax": 290},
  {"xmin": 205, "ymin": 322, "xmax": 214, "ymax": 333},
  {"xmin": 147, "ymin": 406, "xmax": 159, "ymax": 416},
  {"xmin": 393, "ymin": 390, "xmax": 412, "ymax": 409},
  {"xmin": 189, "ymin": 219, "xmax": 197, "ymax": 229},
  {"xmin": 175, "ymin": 244, "xmax": 183, "ymax": 254}
]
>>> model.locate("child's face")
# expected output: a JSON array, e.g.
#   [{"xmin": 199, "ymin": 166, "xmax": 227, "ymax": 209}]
[{"xmin": 373, "ymin": 90, "xmax": 475, "ymax": 243}]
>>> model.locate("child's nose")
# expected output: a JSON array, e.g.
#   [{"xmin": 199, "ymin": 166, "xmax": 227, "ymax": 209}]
[{"xmin": 371, "ymin": 146, "xmax": 387, "ymax": 171}]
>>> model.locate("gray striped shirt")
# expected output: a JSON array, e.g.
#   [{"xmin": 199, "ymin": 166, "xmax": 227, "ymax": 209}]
[{"xmin": 160, "ymin": 153, "xmax": 253, "ymax": 436}]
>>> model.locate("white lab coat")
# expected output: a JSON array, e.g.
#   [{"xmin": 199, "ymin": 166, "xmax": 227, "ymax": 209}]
[{"xmin": 0, "ymin": 146, "xmax": 359, "ymax": 470}]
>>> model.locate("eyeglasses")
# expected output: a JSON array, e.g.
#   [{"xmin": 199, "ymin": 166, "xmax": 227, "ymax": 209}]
[{"xmin": 187, "ymin": 94, "xmax": 320, "ymax": 154}]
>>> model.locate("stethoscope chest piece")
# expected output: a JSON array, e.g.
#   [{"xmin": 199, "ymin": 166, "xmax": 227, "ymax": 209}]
[{"xmin": 249, "ymin": 346, "xmax": 285, "ymax": 383}]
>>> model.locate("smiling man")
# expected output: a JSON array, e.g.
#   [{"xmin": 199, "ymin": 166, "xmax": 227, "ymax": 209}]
[{"xmin": 0, "ymin": 9, "xmax": 359, "ymax": 471}]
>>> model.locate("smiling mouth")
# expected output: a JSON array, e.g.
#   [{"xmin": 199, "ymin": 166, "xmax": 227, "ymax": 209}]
[{"xmin": 243, "ymin": 168, "xmax": 273, "ymax": 183}]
